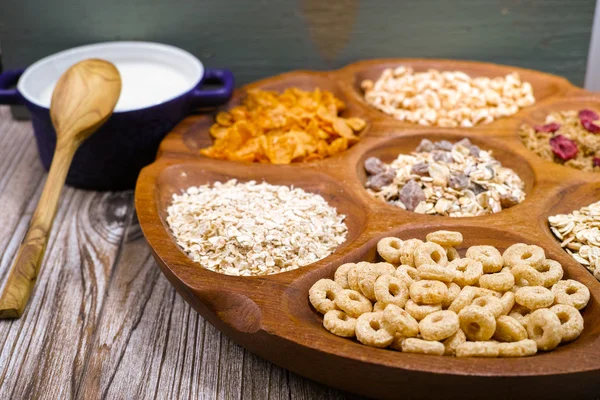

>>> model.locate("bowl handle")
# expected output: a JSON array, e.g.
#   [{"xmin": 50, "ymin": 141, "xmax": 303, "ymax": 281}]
[
  {"xmin": 0, "ymin": 69, "xmax": 24, "ymax": 105},
  {"xmin": 189, "ymin": 68, "xmax": 235, "ymax": 108}
]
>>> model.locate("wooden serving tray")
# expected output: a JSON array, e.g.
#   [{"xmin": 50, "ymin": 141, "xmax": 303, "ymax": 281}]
[{"xmin": 135, "ymin": 59, "xmax": 600, "ymax": 399}]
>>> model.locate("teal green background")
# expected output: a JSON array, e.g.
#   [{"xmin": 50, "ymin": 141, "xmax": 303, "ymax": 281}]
[{"xmin": 0, "ymin": 0, "xmax": 595, "ymax": 86}]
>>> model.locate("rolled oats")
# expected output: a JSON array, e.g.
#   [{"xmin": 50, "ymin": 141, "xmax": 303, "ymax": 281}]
[
  {"xmin": 166, "ymin": 180, "xmax": 348, "ymax": 276},
  {"xmin": 549, "ymin": 200, "xmax": 600, "ymax": 280}
]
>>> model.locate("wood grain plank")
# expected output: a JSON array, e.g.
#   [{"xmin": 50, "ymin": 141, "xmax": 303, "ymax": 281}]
[{"xmin": 78, "ymin": 220, "xmax": 358, "ymax": 399}]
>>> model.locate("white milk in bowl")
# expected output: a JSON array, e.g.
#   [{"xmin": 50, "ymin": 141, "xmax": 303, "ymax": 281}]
[{"xmin": 39, "ymin": 60, "xmax": 192, "ymax": 112}]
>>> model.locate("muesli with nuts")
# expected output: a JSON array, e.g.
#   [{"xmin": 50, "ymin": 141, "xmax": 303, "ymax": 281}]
[{"xmin": 364, "ymin": 138, "xmax": 526, "ymax": 217}]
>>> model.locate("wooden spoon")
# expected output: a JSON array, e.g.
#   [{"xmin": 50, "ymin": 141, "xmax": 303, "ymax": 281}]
[{"xmin": 0, "ymin": 59, "xmax": 121, "ymax": 318}]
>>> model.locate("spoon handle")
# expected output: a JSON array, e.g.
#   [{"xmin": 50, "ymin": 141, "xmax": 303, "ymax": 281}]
[{"xmin": 0, "ymin": 141, "xmax": 77, "ymax": 318}]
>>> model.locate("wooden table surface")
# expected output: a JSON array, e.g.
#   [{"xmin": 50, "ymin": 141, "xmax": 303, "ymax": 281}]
[{"xmin": 0, "ymin": 106, "xmax": 361, "ymax": 400}]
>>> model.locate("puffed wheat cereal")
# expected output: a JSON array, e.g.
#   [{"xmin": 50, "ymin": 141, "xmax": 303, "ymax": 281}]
[
  {"xmin": 401, "ymin": 338, "xmax": 445, "ymax": 356},
  {"xmin": 515, "ymin": 286, "xmax": 555, "ymax": 310},
  {"xmin": 426, "ymin": 230, "xmax": 463, "ymax": 247},
  {"xmin": 493, "ymin": 315, "xmax": 527, "ymax": 342},
  {"xmin": 410, "ymin": 280, "xmax": 448, "ymax": 304},
  {"xmin": 356, "ymin": 312, "xmax": 395, "ymax": 348},
  {"xmin": 374, "ymin": 274, "xmax": 409, "ymax": 307},
  {"xmin": 526, "ymin": 308, "xmax": 562, "ymax": 351},
  {"xmin": 552, "ymin": 279, "xmax": 590, "ymax": 310},
  {"xmin": 377, "ymin": 237, "xmax": 404, "ymax": 264},
  {"xmin": 309, "ymin": 279, "xmax": 342, "ymax": 314},
  {"xmin": 419, "ymin": 310, "xmax": 460, "ymax": 341},
  {"xmin": 323, "ymin": 310, "xmax": 357, "ymax": 337},
  {"xmin": 459, "ymin": 305, "xmax": 496, "ymax": 341},
  {"xmin": 456, "ymin": 341, "xmax": 499, "ymax": 358},
  {"xmin": 466, "ymin": 245, "xmax": 504, "ymax": 273},
  {"xmin": 550, "ymin": 304, "xmax": 584, "ymax": 342},
  {"xmin": 335, "ymin": 289, "xmax": 373, "ymax": 318}
]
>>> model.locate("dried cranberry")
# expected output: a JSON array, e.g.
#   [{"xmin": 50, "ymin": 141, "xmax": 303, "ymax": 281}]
[
  {"xmin": 593, "ymin": 157, "xmax": 600, "ymax": 167},
  {"xmin": 534, "ymin": 122, "xmax": 560, "ymax": 133},
  {"xmin": 582, "ymin": 119, "xmax": 600, "ymax": 134},
  {"xmin": 578, "ymin": 109, "xmax": 599, "ymax": 122},
  {"xmin": 549, "ymin": 135, "xmax": 578, "ymax": 161}
]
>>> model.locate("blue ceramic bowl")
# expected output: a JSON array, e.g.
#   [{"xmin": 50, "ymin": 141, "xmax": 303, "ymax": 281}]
[{"xmin": 0, "ymin": 41, "xmax": 234, "ymax": 190}]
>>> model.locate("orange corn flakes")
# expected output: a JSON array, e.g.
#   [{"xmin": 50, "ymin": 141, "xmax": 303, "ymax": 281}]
[{"xmin": 200, "ymin": 88, "xmax": 366, "ymax": 164}]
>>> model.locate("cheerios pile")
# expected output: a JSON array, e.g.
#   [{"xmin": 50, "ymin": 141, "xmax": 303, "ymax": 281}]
[
  {"xmin": 361, "ymin": 67, "xmax": 535, "ymax": 127},
  {"xmin": 309, "ymin": 230, "xmax": 589, "ymax": 357}
]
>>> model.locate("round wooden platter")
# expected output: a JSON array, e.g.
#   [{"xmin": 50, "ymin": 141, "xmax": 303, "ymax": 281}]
[{"xmin": 135, "ymin": 59, "xmax": 600, "ymax": 399}]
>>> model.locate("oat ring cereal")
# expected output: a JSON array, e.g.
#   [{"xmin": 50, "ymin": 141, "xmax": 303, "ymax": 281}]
[
  {"xmin": 414, "ymin": 242, "xmax": 449, "ymax": 267},
  {"xmin": 358, "ymin": 263, "xmax": 396, "ymax": 301},
  {"xmin": 449, "ymin": 258, "xmax": 483, "ymax": 286},
  {"xmin": 448, "ymin": 286, "xmax": 477, "ymax": 313},
  {"xmin": 511, "ymin": 265, "xmax": 545, "ymax": 287},
  {"xmin": 335, "ymin": 289, "xmax": 373, "ymax": 318},
  {"xmin": 419, "ymin": 310, "xmax": 460, "ymax": 341},
  {"xmin": 526, "ymin": 308, "xmax": 562, "ymax": 351},
  {"xmin": 445, "ymin": 246, "xmax": 461, "ymax": 262},
  {"xmin": 456, "ymin": 341, "xmax": 499, "ymax": 358},
  {"xmin": 426, "ymin": 230, "xmax": 463, "ymax": 247},
  {"xmin": 442, "ymin": 282, "xmax": 462, "ymax": 308},
  {"xmin": 401, "ymin": 338, "xmax": 445, "ymax": 356},
  {"xmin": 493, "ymin": 315, "xmax": 528, "ymax": 342},
  {"xmin": 552, "ymin": 279, "xmax": 591, "ymax": 310},
  {"xmin": 550, "ymin": 304, "xmax": 584, "ymax": 342},
  {"xmin": 536, "ymin": 259, "xmax": 564, "ymax": 288},
  {"xmin": 471, "ymin": 295, "xmax": 504, "ymax": 318},
  {"xmin": 394, "ymin": 265, "xmax": 420, "ymax": 287},
  {"xmin": 497, "ymin": 340, "xmax": 538, "ymax": 357},
  {"xmin": 409, "ymin": 280, "xmax": 448, "ymax": 304},
  {"xmin": 373, "ymin": 301, "xmax": 387, "ymax": 312},
  {"xmin": 323, "ymin": 310, "xmax": 357, "ymax": 337},
  {"xmin": 509, "ymin": 303, "xmax": 531, "ymax": 326},
  {"xmin": 309, "ymin": 279, "xmax": 343, "ymax": 314},
  {"xmin": 334, "ymin": 263, "xmax": 356, "ymax": 289},
  {"xmin": 347, "ymin": 265, "xmax": 361, "ymax": 292},
  {"xmin": 355, "ymin": 312, "xmax": 395, "ymax": 348},
  {"xmin": 499, "ymin": 291, "xmax": 516, "ymax": 315},
  {"xmin": 374, "ymin": 274, "xmax": 409, "ymax": 308},
  {"xmin": 515, "ymin": 286, "xmax": 555, "ymax": 310},
  {"xmin": 405, "ymin": 300, "xmax": 442, "ymax": 321},
  {"xmin": 479, "ymin": 272, "xmax": 515, "ymax": 292},
  {"xmin": 443, "ymin": 329, "xmax": 466, "ymax": 355},
  {"xmin": 377, "ymin": 237, "xmax": 404, "ymax": 264},
  {"xmin": 417, "ymin": 264, "xmax": 457, "ymax": 282},
  {"xmin": 458, "ymin": 305, "xmax": 497, "ymax": 341},
  {"xmin": 382, "ymin": 304, "xmax": 419, "ymax": 337},
  {"xmin": 503, "ymin": 243, "xmax": 545, "ymax": 269},
  {"xmin": 465, "ymin": 245, "xmax": 504, "ymax": 273},
  {"xmin": 399, "ymin": 239, "xmax": 424, "ymax": 267}
]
